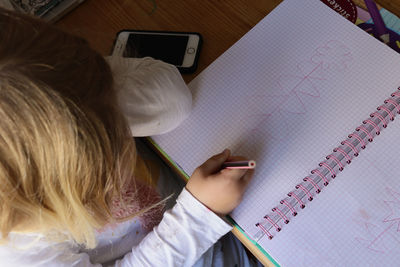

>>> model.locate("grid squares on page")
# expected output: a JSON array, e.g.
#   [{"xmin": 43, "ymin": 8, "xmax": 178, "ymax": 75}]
[
  {"xmin": 152, "ymin": 0, "xmax": 400, "ymax": 266},
  {"xmin": 228, "ymin": 10, "xmax": 353, "ymax": 227},
  {"xmin": 156, "ymin": 0, "xmax": 394, "ymax": 230}
]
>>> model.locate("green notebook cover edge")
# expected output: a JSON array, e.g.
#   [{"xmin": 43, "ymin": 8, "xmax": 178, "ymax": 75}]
[
  {"xmin": 226, "ymin": 216, "xmax": 280, "ymax": 267},
  {"xmin": 146, "ymin": 137, "xmax": 190, "ymax": 180},
  {"xmin": 146, "ymin": 137, "xmax": 280, "ymax": 267}
]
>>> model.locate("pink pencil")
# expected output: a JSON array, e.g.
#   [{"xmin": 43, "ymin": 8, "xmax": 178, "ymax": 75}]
[{"xmin": 222, "ymin": 160, "xmax": 256, "ymax": 169}]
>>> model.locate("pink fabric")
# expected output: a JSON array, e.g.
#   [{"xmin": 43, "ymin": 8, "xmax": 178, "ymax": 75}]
[{"xmin": 110, "ymin": 179, "xmax": 164, "ymax": 231}]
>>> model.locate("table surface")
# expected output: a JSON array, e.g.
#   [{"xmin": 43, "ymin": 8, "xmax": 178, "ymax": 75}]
[
  {"xmin": 56, "ymin": 0, "xmax": 400, "ymax": 83},
  {"xmin": 56, "ymin": 0, "xmax": 400, "ymax": 265}
]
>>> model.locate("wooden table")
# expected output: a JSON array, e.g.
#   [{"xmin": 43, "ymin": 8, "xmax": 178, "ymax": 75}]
[
  {"xmin": 56, "ymin": 0, "xmax": 400, "ymax": 83},
  {"xmin": 56, "ymin": 1, "xmax": 400, "ymax": 265}
]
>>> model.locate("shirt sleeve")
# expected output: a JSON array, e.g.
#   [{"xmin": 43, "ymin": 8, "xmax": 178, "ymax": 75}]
[
  {"xmin": 0, "ymin": 188, "xmax": 232, "ymax": 267},
  {"xmin": 105, "ymin": 56, "xmax": 192, "ymax": 137},
  {"xmin": 115, "ymin": 188, "xmax": 233, "ymax": 267}
]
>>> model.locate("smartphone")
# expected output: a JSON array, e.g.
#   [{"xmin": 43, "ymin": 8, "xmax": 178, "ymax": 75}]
[{"xmin": 112, "ymin": 30, "xmax": 202, "ymax": 74}]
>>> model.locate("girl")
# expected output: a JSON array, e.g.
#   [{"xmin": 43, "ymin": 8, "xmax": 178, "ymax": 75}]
[{"xmin": 0, "ymin": 7, "xmax": 256, "ymax": 266}]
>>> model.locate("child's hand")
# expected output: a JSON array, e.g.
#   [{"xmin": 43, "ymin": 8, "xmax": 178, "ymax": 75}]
[{"xmin": 186, "ymin": 149, "xmax": 254, "ymax": 215}]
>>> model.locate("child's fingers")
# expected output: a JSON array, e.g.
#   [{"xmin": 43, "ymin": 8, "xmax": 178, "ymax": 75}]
[
  {"xmin": 219, "ymin": 155, "xmax": 253, "ymax": 180},
  {"xmin": 221, "ymin": 168, "xmax": 254, "ymax": 184},
  {"xmin": 240, "ymin": 169, "xmax": 254, "ymax": 186},
  {"xmin": 220, "ymin": 168, "xmax": 248, "ymax": 180},
  {"xmin": 198, "ymin": 149, "xmax": 231, "ymax": 175},
  {"xmin": 225, "ymin": 155, "xmax": 248, "ymax": 162}
]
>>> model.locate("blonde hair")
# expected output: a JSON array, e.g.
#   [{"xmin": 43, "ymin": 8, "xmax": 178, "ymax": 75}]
[{"xmin": 0, "ymin": 8, "xmax": 146, "ymax": 248}]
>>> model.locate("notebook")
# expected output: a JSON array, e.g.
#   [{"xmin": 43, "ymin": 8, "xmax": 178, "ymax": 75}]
[{"xmin": 151, "ymin": 0, "xmax": 400, "ymax": 265}]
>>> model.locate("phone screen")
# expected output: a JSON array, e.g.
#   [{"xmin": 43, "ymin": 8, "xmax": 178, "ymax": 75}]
[{"xmin": 123, "ymin": 33, "xmax": 189, "ymax": 66}]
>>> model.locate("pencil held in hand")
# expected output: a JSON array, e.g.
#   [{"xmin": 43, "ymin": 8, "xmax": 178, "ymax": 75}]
[
  {"xmin": 222, "ymin": 160, "xmax": 256, "ymax": 169},
  {"xmin": 186, "ymin": 149, "xmax": 255, "ymax": 215}
]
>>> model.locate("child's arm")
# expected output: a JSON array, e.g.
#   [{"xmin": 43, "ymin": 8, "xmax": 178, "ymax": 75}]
[
  {"xmin": 115, "ymin": 149, "xmax": 252, "ymax": 266},
  {"xmin": 0, "ymin": 149, "xmax": 252, "ymax": 266},
  {"xmin": 107, "ymin": 149, "xmax": 250, "ymax": 266},
  {"xmin": 118, "ymin": 188, "xmax": 232, "ymax": 266}
]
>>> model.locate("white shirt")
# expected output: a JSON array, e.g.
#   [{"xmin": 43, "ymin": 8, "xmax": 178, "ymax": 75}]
[
  {"xmin": 1, "ymin": 189, "xmax": 232, "ymax": 267},
  {"xmin": 106, "ymin": 56, "xmax": 192, "ymax": 137},
  {"xmin": 0, "ymin": 58, "xmax": 232, "ymax": 266}
]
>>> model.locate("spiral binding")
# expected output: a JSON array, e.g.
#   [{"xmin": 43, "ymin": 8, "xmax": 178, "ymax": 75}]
[{"xmin": 254, "ymin": 87, "xmax": 400, "ymax": 241}]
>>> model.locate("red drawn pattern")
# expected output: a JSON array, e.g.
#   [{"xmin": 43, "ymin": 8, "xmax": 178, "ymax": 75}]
[
  {"xmin": 354, "ymin": 188, "xmax": 400, "ymax": 254},
  {"xmin": 242, "ymin": 40, "xmax": 352, "ymax": 141}
]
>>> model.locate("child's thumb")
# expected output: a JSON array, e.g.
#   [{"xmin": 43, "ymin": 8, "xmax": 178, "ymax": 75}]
[{"xmin": 200, "ymin": 149, "xmax": 231, "ymax": 174}]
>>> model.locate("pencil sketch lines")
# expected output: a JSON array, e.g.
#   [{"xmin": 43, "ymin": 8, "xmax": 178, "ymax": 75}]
[
  {"xmin": 383, "ymin": 188, "xmax": 400, "ymax": 229},
  {"xmin": 354, "ymin": 221, "xmax": 399, "ymax": 254},
  {"xmin": 311, "ymin": 40, "xmax": 353, "ymax": 72},
  {"xmin": 245, "ymin": 40, "xmax": 352, "ymax": 140},
  {"xmin": 354, "ymin": 188, "xmax": 400, "ymax": 254}
]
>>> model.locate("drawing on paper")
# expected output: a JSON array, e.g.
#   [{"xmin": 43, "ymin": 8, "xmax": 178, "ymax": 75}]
[
  {"xmin": 243, "ymin": 40, "xmax": 353, "ymax": 140},
  {"xmin": 354, "ymin": 188, "xmax": 400, "ymax": 254}
]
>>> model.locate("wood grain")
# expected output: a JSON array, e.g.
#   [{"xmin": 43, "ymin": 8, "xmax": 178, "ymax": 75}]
[
  {"xmin": 56, "ymin": 0, "xmax": 281, "ymax": 82},
  {"xmin": 56, "ymin": 0, "xmax": 400, "ymax": 83}
]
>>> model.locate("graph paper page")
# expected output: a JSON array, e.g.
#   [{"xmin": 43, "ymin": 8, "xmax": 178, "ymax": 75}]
[{"xmin": 152, "ymin": 0, "xmax": 400, "ymax": 265}]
